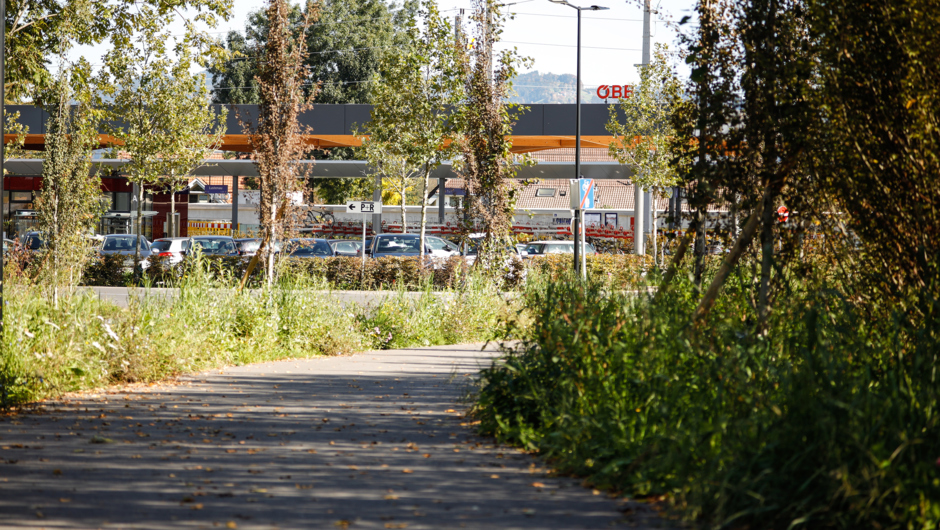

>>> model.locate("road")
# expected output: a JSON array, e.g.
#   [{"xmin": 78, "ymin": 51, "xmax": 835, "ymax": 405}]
[
  {"xmin": 0, "ymin": 343, "xmax": 668, "ymax": 529},
  {"xmin": 84, "ymin": 286, "xmax": 465, "ymax": 309}
]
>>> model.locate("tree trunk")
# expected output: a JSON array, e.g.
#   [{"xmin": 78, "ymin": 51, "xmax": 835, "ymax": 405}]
[
  {"xmin": 693, "ymin": 203, "xmax": 706, "ymax": 288},
  {"xmin": 651, "ymin": 188, "xmax": 658, "ymax": 267},
  {"xmin": 757, "ymin": 185, "xmax": 775, "ymax": 326},
  {"xmin": 694, "ymin": 204, "xmax": 762, "ymax": 322},
  {"xmin": 266, "ymin": 193, "xmax": 277, "ymax": 287},
  {"xmin": 655, "ymin": 228, "xmax": 694, "ymax": 303},
  {"xmin": 401, "ymin": 175, "xmax": 407, "ymax": 233},
  {"xmin": 418, "ymin": 163, "xmax": 430, "ymax": 259},
  {"xmin": 135, "ymin": 184, "xmax": 144, "ymax": 279}
]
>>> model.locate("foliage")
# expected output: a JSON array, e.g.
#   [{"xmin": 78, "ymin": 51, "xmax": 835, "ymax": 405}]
[
  {"xmin": 0, "ymin": 256, "xmax": 513, "ymax": 409},
  {"xmin": 4, "ymin": 0, "xmax": 232, "ymax": 102},
  {"xmin": 361, "ymin": 0, "xmax": 464, "ymax": 255},
  {"xmin": 33, "ymin": 59, "xmax": 105, "ymax": 304},
  {"xmin": 453, "ymin": 0, "xmax": 533, "ymax": 269},
  {"xmin": 607, "ymin": 43, "xmax": 688, "ymax": 263},
  {"xmin": 807, "ymin": 0, "xmax": 940, "ymax": 304},
  {"xmin": 247, "ymin": 0, "xmax": 317, "ymax": 285},
  {"xmin": 473, "ymin": 265, "xmax": 940, "ymax": 529},
  {"xmin": 103, "ymin": 25, "xmax": 222, "ymax": 270}
]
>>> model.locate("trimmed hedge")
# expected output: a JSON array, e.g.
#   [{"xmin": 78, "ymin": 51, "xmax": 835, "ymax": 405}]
[{"xmin": 78, "ymin": 253, "xmax": 655, "ymax": 289}]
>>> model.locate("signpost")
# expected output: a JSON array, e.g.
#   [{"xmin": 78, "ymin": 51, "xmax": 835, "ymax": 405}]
[
  {"xmin": 347, "ymin": 201, "xmax": 382, "ymax": 275},
  {"xmin": 570, "ymin": 179, "xmax": 594, "ymax": 280}
]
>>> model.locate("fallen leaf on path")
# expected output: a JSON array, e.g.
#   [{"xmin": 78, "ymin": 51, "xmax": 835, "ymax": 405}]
[
  {"xmin": 334, "ymin": 520, "xmax": 351, "ymax": 529},
  {"xmin": 226, "ymin": 449, "xmax": 237, "ymax": 454},
  {"xmin": 59, "ymin": 498, "xmax": 71, "ymax": 503},
  {"xmin": 490, "ymin": 475, "xmax": 500, "ymax": 479},
  {"xmin": 385, "ymin": 524, "xmax": 407, "ymax": 529},
  {"xmin": 423, "ymin": 454, "xmax": 431, "ymax": 458},
  {"xmin": 90, "ymin": 436, "xmax": 113, "ymax": 444},
  {"xmin": 401, "ymin": 469, "xmax": 413, "ymax": 474},
  {"xmin": 191, "ymin": 503, "xmax": 203, "ymax": 510},
  {"xmin": 226, "ymin": 522, "xmax": 238, "ymax": 529}
]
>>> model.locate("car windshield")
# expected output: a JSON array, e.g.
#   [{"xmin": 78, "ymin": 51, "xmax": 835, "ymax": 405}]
[
  {"xmin": 376, "ymin": 236, "xmax": 420, "ymax": 253},
  {"xmin": 289, "ymin": 240, "xmax": 332, "ymax": 256},
  {"xmin": 25, "ymin": 235, "xmax": 44, "ymax": 249},
  {"xmin": 103, "ymin": 236, "xmax": 143, "ymax": 251},
  {"xmin": 150, "ymin": 241, "xmax": 172, "ymax": 252},
  {"xmin": 237, "ymin": 240, "xmax": 261, "ymax": 252},
  {"xmin": 194, "ymin": 238, "xmax": 236, "ymax": 254},
  {"xmin": 332, "ymin": 241, "xmax": 360, "ymax": 252},
  {"xmin": 545, "ymin": 244, "xmax": 573, "ymax": 254}
]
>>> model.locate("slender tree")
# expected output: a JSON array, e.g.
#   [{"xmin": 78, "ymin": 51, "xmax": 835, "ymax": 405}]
[
  {"xmin": 363, "ymin": 0, "xmax": 464, "ymax": 257},
  {"xmin": 240, "ymin": 0, "xmax": 317, "ymax": 287},
  {"xmin": 454, "ymin": 0, "xmax": 533, "ymax": 268},
  {"xmin": 34, "ymin": 58, "xmax": 105, "ymax": 305},
  {"xmin": 104, "ymin": 24, "xmax": 221, "ymax": 272},
  {"xmin": 607, "ymin": 43, "xmax": 688, "ymax": 266}
]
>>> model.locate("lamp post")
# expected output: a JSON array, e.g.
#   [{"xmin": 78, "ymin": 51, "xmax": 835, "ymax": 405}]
[{"xmin": 549, "ymin": 0, "xmax": 608, "ymax": 278}]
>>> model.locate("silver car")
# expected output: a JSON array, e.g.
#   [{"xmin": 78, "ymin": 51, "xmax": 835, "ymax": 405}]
[
  {"xmin": 149, "ymin": 237, "xmax": 192, "ymax": 265},
  {"xmin": 99, "ymin": 234, "xmax": 152, "ymax": 270}
]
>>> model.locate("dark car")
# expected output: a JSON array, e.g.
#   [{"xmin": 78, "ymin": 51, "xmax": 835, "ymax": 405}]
[
  {"xmin": 285, "ymin": 238, "xmax": 334, "ymax": 258},
  {"xmin": 99, "ymin": 234, "xmax": 152, "ymax": 270},
  {"xmin": 19, "ymin": 231, "xmax": 45, "ymax": 253},
  {"xmin": 329, "ymin": 239, "xmax": 363, "ymax": 257},
  {"xmin": 191, "ymin": 236, "xmax": 239, "ymax": 256},
  {"xmin": 235, "ymin": 238, "xmax": 262, "ymax": 257}
]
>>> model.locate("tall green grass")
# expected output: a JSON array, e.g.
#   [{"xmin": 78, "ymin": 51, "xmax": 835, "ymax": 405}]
[
  {"xmin": 0, "ymin": 257, "xmax": 519, "ymax": 408},
  {"xmin": 473, "ymin": 270, "xmax": 940, "ymax": 528}
]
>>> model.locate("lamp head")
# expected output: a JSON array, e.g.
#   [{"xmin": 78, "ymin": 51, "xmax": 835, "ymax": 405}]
[{"xmin": 589, "ymin": 5, "xmax": 610, "ymax": 9}]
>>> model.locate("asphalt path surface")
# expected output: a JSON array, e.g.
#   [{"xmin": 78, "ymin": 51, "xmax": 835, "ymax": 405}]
[
  {"xmin": 84, "ymin": 287, "xmax": 460, "ymax": 309},
  {"xmin": 0, "ymin": 344, "xmax": 669, "ymax": 529}
]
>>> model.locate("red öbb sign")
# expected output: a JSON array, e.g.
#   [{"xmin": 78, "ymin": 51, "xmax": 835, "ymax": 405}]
[{"xmin": 596, "ymin": 85, "xmax": 634, "ymax": 100}]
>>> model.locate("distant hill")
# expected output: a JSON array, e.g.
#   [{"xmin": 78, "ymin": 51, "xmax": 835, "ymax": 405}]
[{"xmin": 508, "ymin": 70, "xmax": 607, "ymax": 104}]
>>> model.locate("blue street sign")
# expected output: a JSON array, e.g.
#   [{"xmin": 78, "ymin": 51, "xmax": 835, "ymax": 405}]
[
  {"xmin": 204, "ymin": 185, "xmax": 229, "ymax": 194},
  {"xmin": 569, "ymin": 179, "xmax": 595, "ymax": 210}
]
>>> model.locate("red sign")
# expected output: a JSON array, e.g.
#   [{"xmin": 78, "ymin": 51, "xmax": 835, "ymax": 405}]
[
  {"xmin": 596, "ymin": 85, "xmax": 634, "ymax": 100},
  {"xmin": 777, "ymin": 206, "xmax": 789, "ymax": 223}
]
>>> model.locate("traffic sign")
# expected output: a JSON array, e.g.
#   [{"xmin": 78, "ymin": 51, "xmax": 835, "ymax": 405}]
[
  {"xmin": 569, "ymin": 179, "xmax": 595, "ymax": 210},
  {"xmin": 777, "ymin": 205, "xmax": 789, "ymax": 223},
  {"xmin": 347, "ymin": 201, "xmax": 382, "ymax": 214}
]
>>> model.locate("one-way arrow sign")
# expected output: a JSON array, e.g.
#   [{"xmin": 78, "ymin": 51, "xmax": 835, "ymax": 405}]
[{"xmin": 346, "ymin": 201, "xmax": 382, "ymax": 214}]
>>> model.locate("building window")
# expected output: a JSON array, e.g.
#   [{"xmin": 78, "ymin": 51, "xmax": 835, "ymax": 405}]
[{"xmin": 535, "ymin": 188, "xmax": 556, "ymax": 197}]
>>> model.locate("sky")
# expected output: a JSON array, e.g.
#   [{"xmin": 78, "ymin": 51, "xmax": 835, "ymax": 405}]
[{"xmin": 67, "ymin": 0, "xmax": 698, "ymax": 91}]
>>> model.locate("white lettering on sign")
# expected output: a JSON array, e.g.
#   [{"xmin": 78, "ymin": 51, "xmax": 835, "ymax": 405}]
[{"xmin": 346, "ymin": 201, "xmax": 383, "ymax": 214}]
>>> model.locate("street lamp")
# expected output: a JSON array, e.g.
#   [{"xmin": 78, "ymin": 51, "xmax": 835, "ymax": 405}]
[{"xmin": 549, "ymin": 0, "xmax": 608, "ymax": 278}]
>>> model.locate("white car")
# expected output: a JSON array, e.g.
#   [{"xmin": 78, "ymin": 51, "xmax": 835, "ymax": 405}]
[
  {"xmin": 461, "ymin": 234, "xmax": 527, "ymax": 267},
  {"xmin": 524, "ymin": 240, "xmax": 596, "ymax": 258},
  {"xmin": 149, "ymin": 237, "xmax": 193, "ymax": 265}
]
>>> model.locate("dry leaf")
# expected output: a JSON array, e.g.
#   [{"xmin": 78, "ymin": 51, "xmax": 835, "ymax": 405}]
[
  {"xmin": 490, "ymin": 474, "xmax": 500, "ymax": 479},
  {"xmin": 226, "ymin": 522, "xmax": 238, "ymax": 529},
  {"xmin": 59, "ymin": 498, "xmax": 71, "ymax": 503},
  {"xmin": 531, "ymin": 482, "xmax": 546, "ymax": 488},
  {"xmin": 401, "ymin": 469, "xmax": 413, "ymax": 474},
  {"xmin": 384, "ymin": 494, "xmax": 399, "ymax": 500}
]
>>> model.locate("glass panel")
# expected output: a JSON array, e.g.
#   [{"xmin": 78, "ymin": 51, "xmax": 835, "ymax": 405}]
[
  {"xmin": 12, "ymin": 191, "xmax": 32, "ymax": 202},
  {"xmin": 535, "ymin": 188, "xmax": 555, "ymax": 197},
  {"xmin": 114, "ymin": 192, "xmax": 131, "ymax": 211}
]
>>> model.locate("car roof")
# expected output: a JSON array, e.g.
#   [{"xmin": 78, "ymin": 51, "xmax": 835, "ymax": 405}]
[
  {"xmin": 154, "ymin": 237, "xmax": 189, "ymax": 241},
  {"xmin": 193, "ymin": 235, "xmax": 234, "ymax": 239}
]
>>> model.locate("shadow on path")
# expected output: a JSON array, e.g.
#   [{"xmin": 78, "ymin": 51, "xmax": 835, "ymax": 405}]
[{"xmin": 0, "ymin": 344, "xmax": 668, "ymax": 529}]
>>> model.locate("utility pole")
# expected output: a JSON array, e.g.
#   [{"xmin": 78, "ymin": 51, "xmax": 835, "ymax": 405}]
[
  {"xmin": 1, "ymin": 0, "xmax": 5, "ymax": 333},
  {"xmin": 633, "ymin": 0, "xmax": 651, "ymax": 256}
]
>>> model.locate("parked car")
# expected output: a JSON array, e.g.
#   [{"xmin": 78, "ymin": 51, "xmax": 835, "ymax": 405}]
[
  {"xmin": 524, "ymin": 240, "xmax": 597, "ymax": 257},
  {"xmin": 329, "ymin": 239, "xmax": 363, "ymax": 257},
  {"xmin": 461, "ymin": 234, "xmax": 527, "ymax": 266},
  {"xmin": 191, "ymin": 236, "xmax": 239, "ymax": 256},
  {"xmin": 149, "ymin": 237, "xmax": 192, "ymax": 265},
  {"xmin": 367, "ymin": 234, "xmax": 459, "ymax": 259},
  {"xmin": 19, "ymin": 231, "xmax": 45, "ymax": 253},
  {"xmin": 2, "ymin": 238, "xmax": 15, "ymax": 255},
  {"xmin": 285, "ymin": 238, "xmax": 334, "ymax": 258},
  {"xmin": 235, "ymin": 238, "xmax": 262, "ymax": 257},
  {"xmin": 99, "ymin": 234, "xmax": 152, "ymax": 270}
]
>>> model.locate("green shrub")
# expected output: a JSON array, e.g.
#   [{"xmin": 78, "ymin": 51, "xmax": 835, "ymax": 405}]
[{"xmin": 473, "ymin": 271, "xmax": 940, "ymax": 529}]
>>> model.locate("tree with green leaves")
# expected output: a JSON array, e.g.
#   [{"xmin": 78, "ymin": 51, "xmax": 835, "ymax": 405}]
[
  {"xmin": 363, "ymin": 0, "xmax": 464, "ymax": 256},
  {"xmin": 5, "ymin": 0, "xmax": 232, "ymax": 102},
  {"xmin": 34, "ymin": 58, "xmax": 104, "ymax": 305},
  {"xmin": 454, "ymin": 0, "xmax": 533, "ymax": 268},
  {"xmin": 103, "ymin": 25, "xmax": 222, "ymax": 272},
  {"xmin": 607, "ymin": 43, "xmax": 688, "ymax": 266},
  {"xmin": 208, "ymin": 0, "xmax": 416, "ymax": 205}
]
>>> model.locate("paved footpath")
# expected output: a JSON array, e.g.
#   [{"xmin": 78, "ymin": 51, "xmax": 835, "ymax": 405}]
[{"xmin": 0, "ymin": 344, "xmax": 669, "ymax": 530}]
